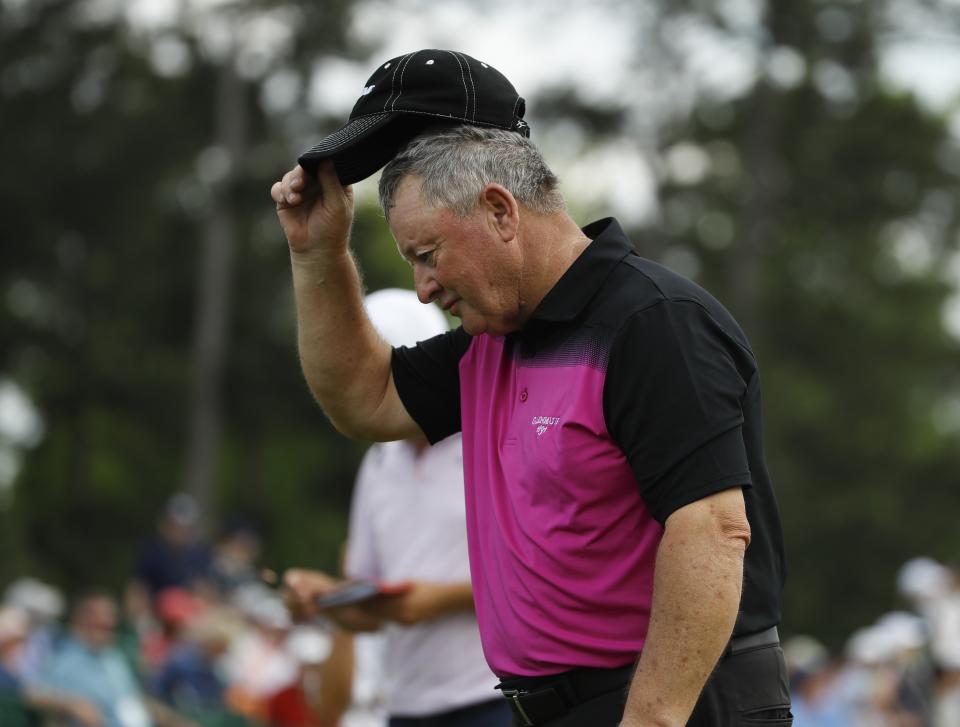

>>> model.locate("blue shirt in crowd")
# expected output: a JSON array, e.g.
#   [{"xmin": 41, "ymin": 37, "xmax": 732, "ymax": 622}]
[{"xmin": 41, "ymin": 637, "xmax": 152, "ymax": 727}]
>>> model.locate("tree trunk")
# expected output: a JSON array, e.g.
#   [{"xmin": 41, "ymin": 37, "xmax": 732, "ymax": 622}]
[{"xmin": 183, "ymin": 55, "xmax": 246, "ymax": 532}]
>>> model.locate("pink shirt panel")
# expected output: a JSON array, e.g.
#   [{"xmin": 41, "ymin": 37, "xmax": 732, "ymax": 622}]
[{"xmin": 459, "ymin": 334, "xmax": 663, "ymax": 677}]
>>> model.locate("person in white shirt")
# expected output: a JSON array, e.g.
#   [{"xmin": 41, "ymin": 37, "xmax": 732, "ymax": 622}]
[{"xmin": 286, "ymin": 289, "xmax": 511, "ymax": 727}]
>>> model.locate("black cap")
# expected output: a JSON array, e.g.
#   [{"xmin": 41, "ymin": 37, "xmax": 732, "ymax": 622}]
[{"xmin": 298, "ymin": 49, "xmax": 530, "ymax": 185}]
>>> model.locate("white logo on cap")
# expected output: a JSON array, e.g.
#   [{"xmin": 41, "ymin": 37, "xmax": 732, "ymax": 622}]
[{"xmin": 361, "ymin": 84, "xmax": 376, "ymax": 96}]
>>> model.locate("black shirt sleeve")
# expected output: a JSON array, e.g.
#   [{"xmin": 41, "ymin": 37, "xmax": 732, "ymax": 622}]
[
  {"xmin": 603, "ymin": 299, "xmax": 755, "ymax": 523},
  {"xmin": 391, "ymin": 327, "xmax": 472, "ymax": 444}
]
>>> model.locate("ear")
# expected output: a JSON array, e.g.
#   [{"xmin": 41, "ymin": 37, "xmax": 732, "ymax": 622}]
[{"xmin": 479, "ymin": 183, "xmax": 519, "ymax": 242}]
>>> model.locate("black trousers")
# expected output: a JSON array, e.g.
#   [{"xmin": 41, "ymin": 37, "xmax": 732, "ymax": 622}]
[{"xmin": 528, "ymin": 644, "xmax": 792, "ymax": 727}]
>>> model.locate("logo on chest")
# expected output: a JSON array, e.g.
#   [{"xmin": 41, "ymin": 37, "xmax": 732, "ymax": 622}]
[{"xmin": 531, "ymin": 416, "xmax": 561, "ymax": 437}]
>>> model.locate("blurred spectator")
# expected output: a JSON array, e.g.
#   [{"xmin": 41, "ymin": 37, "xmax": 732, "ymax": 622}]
[
  {"xmin": 224, "ymin": 584, "xmax": 298, "ymax": 722},
  {"xmin": 898, "ymin": 558, "xmax": 953, "ymax": 614},
  {"xmin": 877, "ymin": 611, "xmax": 933, "ymax": 725},
  {"xmin": 0, "ymin": 606, "xmax": 30, "ymax": 691},
  {"xmin": 40, "ymin": 589, "xmax": 197, "ymax": 727},
  {"xmin": 150, "ymin": 608, "xmax": 241, "ymax": 714},
  {"xmin": 126, "ymin": 494, "xmax": 213, "ymax": 631},
  {"xmin": 209, "ymin": 519, "xmax": 263, "ymax": 600},
  {"xmin": 0, "ymin": 605, "xmax": 103, "ymax": 726},
  {"xmin": 924, "ymin": 565, "xmax": 960, "ymax": 727},
  {"xmin": 141, "ymin": 588, "xmax": 205, "ymax": 679},
  {"xmin": 266, "ymin": 625, "xmax": 353, "ymax": 727},
  {"xmin": 898, "ymin": 556, "xmax": 960, "ymax": 726},
  {"xmin": 3, "ymin": 576, "xmax": 65, "ymax": 683},
  {"xmin": 836, "ymin": 619, "xmax": 931, "ymax": 727},
  {"xmin": 784, "ymin": 635, "xmax": 851, "ymax": 727}
]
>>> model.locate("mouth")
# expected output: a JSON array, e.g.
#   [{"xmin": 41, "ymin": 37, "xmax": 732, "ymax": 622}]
[{"xmin": 441, "ymin": 296, "xmax": 461, "ymax": 313}]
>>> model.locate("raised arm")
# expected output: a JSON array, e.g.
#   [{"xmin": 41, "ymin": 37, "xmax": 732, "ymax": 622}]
[{"xmin": 271, "ymin": 160, "xmax": 420, "ymax": 441}]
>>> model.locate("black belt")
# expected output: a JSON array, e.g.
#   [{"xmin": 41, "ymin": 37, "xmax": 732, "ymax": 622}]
[
  {"xmin": 496, "ymin": 626, "xmax": 780, "ymax": 726},
  {"xmin": 497, "ymin": 663, "xmax": 634, "ymax": 726}
]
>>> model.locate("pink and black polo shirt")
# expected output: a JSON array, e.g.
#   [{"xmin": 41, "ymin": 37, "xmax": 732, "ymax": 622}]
[{"xmin": 392, "ymin": 218, "xmax": 786, "ymax": 678}]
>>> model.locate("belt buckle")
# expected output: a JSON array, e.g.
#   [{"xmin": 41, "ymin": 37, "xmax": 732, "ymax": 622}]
[{"xmin": 501, "ymin": 688, "xmax": 535, "ymax": 726}]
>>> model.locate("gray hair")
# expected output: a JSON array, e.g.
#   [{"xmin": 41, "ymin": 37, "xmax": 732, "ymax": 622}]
[{"xmin": 378, "ymin": 125, "xmax": 565, "ymax": 220}]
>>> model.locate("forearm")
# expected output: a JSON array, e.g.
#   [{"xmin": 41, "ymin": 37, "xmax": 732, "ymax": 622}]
[
  {"xmin": 22, "ymin": 688, "xmax": 89, "ymax": 718},
  {"xmin": 23, "ymin": 688, "xmax": 64, "ymax": 711},
  {"xmin": 425, "ymin": 581, "xmax": 475, "ymax": 617},
  {"xmin": 311, "ymin": 630, "xmax": 354, "ymax": 722},
  {"xmin": 367, "ymin": 581, "xmax": 475, "ymax": 625},
  {"xmin": 621, "ymin": 495, "xmax": 749, "ymax": 726},
  {"xmin": 290, "ymin": 249, "xmax": 406, "ymax": 440}
]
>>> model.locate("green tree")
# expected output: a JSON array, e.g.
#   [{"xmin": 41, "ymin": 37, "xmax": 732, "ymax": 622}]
[
  {"xmin": 0, "ymin": 0, "xmax": 403, "ymax": 592},
  {"xmin": 638, "ymin": 0, "xmax": 960, "ymax": 646}
]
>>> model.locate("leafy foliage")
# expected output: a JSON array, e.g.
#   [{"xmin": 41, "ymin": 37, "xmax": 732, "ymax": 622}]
[
  {"xmin": 1, "ymin": 0, "xmax": 959, "ymax": 652},
  {"xmin": 0, "ymin": 0, "xmax": 395, "ymax": 590},
  {"xmin": 634, "ymin": 1, "xmax": 960, "ymax": 646}
]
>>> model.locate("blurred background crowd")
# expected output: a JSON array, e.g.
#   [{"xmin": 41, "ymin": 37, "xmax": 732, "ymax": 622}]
[
  {"xmin": 0, "ymin": 493, "xmax": 374, "ymax": 727},
  {"xmin": 4, "ymin": 495, "xmax": 960, "ymax": 726},
  {"xmin": 4, "ymin": 0, "xmax": 960, "ymax": 725},
  {"xmin": 783, "ymin": 556, "xmax": 960, "ymax": 726}
]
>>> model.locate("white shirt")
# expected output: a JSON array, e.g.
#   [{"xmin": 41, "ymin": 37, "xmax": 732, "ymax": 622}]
[{"xmin": 345, "ymin": 435, "xmax": 498, "ymax": 717}]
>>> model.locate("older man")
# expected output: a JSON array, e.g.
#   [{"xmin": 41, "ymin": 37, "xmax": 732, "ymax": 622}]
[
  {"xmin": 40, "ymin": 591, "xmax": 195, "ymax": 727},
  {"xmin": 275, "ymin": 50, "xmax": 790, "ymax": 727}
]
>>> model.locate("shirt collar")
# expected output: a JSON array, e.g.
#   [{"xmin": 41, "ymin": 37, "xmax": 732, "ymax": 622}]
[{"xmin": 527, "ymin": 217, "xmax": 634, "ymax": 324}]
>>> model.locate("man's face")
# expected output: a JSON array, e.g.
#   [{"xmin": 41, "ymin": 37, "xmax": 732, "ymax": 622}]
[
  {"xmin": 0, "ymin": 636, "xmax": 25, "ymax": 664},
  {"xmin": 388, "ymin": 176, "xmax": 523, "ymax": 337},
  {"xmin": 75, "ymin": 597, "xmax": 117, "ymax": 651}
]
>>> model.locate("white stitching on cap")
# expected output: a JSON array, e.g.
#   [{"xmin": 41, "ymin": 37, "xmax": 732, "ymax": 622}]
[
  {"xmin": 460, "ymin": 52, "xmax": 476, "ymax": 120},
  {"xmin": 305, "ymin": 113, "xmax": 393, "ymax": 153},
  {"xmin": 392, "ymin": 51, "xmax": 418, "ymax": 111},
  {"xmin": 306, "ymin": 114, "xmax": 385, "ymax": 152},
  {"xmin": 456, "ymin": 52, "xmax": 476, "ymax": 120},
  {"xmin": 384, "ymin": 52, "xmax": 412, "ymax": 111},
  {"xmin": 443, "ymin": 50, "xmax": 468, "ymax": 119},
  {"xmin": 512, "ymin": 96, "xmax": 522, "ymax": 117}
]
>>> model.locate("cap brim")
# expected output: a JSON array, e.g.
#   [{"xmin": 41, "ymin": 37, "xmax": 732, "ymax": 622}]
[
  {"xmin": 297, "ymin": 112, "xmax": 393, "ymax": 184},
  {"xmin": 298, "ymin": 113, "xmax": 463, "ymax": 186}
]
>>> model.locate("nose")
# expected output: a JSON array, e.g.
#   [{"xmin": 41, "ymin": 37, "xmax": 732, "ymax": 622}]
[{"xmin": 413, "ymin": 264, "xmax": 441, "ymax": 304}]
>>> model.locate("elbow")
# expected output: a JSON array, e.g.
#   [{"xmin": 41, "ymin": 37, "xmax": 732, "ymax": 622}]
[
  {"xmin": 303, "ymin": 371, "xmax": 398, "ymax": 442},
  {"xmin": 304, "ymin": 385, "xmax": 374, "ymax": 440},
  {"xmin": 714, "ymin": 499, "xmax": 751, "ymax": 553},
  {"xmin": 667, "ymin": 487, "xmax": 752, "ymax": 554},
  {"xmin": 326, "ymin": 413, "xmax": 364, "ymax": 440},
  {"xmin": 324, "ymin": 409, "xmax": 396, "ymax": 442},
  {"xmin": 720, "ymin": 514, "xmax": 751, "ymax": 554},
  {"xmin": 712, "ymin": 487, "xmax": 751, "ymax": 553},
  {"xmin": 325, "ymin": 412, "xmax": 378, "ymax": 441}
]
